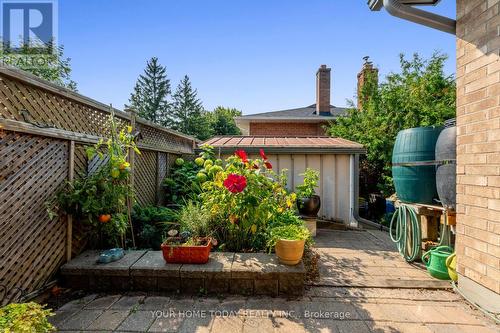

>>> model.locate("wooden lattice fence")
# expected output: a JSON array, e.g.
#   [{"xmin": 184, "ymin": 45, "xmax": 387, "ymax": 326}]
[{"xmin": 0, "ymin": 66, "xmax": 195, "ymax": 305}]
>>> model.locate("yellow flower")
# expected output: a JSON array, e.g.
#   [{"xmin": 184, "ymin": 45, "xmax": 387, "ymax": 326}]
[
  {"xmin": 290, "ymin": 193, "xmax": 297, "ymax": 201},
  {"xmin": 286, "ymin": 199, "xmax": 292, "ymax": 208},
  {"xmin": 277, "ymin": 207, "xmax": 284, "ymax": 213},
  {"xmin": 127, "ymin": 125, "xmax": 133, "ymax": 133},
  {"xmin": 251, "ymin": 224, "xmax": 257, "ymax": 234}
]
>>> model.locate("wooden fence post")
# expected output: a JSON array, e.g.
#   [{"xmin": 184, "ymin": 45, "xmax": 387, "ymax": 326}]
[
  {"xmin": 67, "ymin": 140, "xmax": 75, "ymax": 262},
  {"xmin": 126, "ymin": 107, "xmax": 136, "ymax": 247}
]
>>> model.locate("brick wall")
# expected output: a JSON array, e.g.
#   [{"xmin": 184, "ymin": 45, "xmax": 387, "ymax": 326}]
[
  {"xmin": 456, "ymin": 0, "xmax": 500, "ymax": 295},
  {"xmin": 249, "ymin": 122, "xmax": 328, "ymax": 136}
]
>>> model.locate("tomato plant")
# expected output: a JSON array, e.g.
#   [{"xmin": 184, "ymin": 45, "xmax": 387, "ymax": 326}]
[{"xmin": 47, "ymin": 111, "xmax": 140, "ymax": 248}]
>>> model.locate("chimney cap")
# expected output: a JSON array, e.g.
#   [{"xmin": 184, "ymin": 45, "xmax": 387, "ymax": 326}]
[{"xmin": 317, "ymin": 64, "xmax": 331, "ymax": 72}]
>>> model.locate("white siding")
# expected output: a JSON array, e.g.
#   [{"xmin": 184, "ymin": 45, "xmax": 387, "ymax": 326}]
[{"xmin": 322, "ymin": 155, "xmax": 336, "ymax": 220}]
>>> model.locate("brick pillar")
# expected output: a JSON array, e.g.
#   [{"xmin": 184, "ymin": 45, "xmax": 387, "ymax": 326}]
[
  {"xmin": 455, "ymin": 0, "xmax": 500, "ymax": 312},
  {"xmin": 316, "ymin": 65, "xmax": 331, "ymax": 115},
  {"xmin": 357, "ymin": 56, "xmax": 378, "ymax": 110}
]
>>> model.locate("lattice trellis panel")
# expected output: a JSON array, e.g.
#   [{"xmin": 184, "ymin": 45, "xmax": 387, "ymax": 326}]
[
  {"xmin": 0, "ymin": 72, "xmax": 193, "ymax": 154},
  {"xmin": 134, "ymin": 151, "xmax": 157, "ymax": 206},
  {"xmin": 136, "ymin": 122, "xmax": 193, "ymax": 154},
  {"xmin": 74, "ymin": 144, "xmax": 88, "ymax": 178},
  {"xmin": 0, "ymin": 76, "xmax": 128, "ymax": 138},
  {"xmin": 0, "ymin": 131, "xmax": 67, "ymax": 305},
  {"xmin": 0, "ymin": 69, "xmax": 195, "ymax": 304},
  {"xmin": 167, "ymin": 153, "xmax": 182, "ymax": 173},
  {"xmin": 156, "ymin": 152, "xmax": 168, "ymax": 206},
  {"xmin": 70, "ymin": 144, "xmax": 90, "ymax": 256}
]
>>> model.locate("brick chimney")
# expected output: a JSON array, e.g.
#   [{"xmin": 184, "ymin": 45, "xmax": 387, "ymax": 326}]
[
  {"xmin": 357, "ymin": 56, "xmax": 378, "ymax": 110},
  {"xmin": 316, "ymin": 65, "xmax": 331, "ymax": 115}
]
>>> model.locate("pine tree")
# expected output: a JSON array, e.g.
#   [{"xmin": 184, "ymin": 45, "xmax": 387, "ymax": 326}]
[
  {"xmin": 129, "ymin": 57, "xmax": 170, "ymax": 125},
  {"xmin": 169, "ymin": 75, "xmax": 212, "ymax": 140}
]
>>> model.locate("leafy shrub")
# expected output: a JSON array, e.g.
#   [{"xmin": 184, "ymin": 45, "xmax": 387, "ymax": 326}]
[
  {"xmin": 132, "ymin": 205, "xmax": 178, "ymax": 249},
  {"xmin": 201, "ymin": 149, "xmax": 297, "ymax": 251},
  {"xmin": 0, "ymin": 302, "xmax": 55, "ymax": 332},
  {"xmin": 328, "ymin": 53, "xmax": 455, "ymax": 196},
  {"xmin": 269, "ymin": 210, "xmax": 305, "ymax": 229},
  {"xmin": 163, "ymin": 145, "xmax": 219, "ymax": 205}
]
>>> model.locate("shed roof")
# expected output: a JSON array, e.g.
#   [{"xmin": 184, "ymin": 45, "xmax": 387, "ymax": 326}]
[{"xmin": 202, "ymin": 136, "xmax": 366, "ymax": 154}]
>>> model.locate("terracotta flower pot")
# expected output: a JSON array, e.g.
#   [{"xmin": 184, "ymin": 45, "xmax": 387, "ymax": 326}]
[
  {"xmin": 275, "ymin": 239, "xmax": 305, "ymax": 265},
  {"xmin": 297, "ymin": 195, "xmax": 321, "ymax": 217},
  {"xmin": 161, "ymin": 237, "xmax": 212, "ymax": 264}
]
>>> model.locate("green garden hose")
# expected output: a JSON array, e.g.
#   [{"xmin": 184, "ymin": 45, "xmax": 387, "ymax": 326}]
[{"xmin": 389, "ymin": 205, "xmax": 422, "ymax": 262}]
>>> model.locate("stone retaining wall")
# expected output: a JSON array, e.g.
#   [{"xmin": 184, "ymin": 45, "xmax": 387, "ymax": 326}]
[{"xmin": 61, "ymin": 251, "xmax": 305, "ymax": 296}]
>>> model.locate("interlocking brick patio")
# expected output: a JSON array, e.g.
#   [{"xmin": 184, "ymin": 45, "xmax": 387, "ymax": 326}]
[{"xmin": 51, "ymin": 229, "xmax": 499, "ymax": 332}]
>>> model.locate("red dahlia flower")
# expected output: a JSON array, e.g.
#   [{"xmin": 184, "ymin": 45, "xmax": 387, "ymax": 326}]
[
  {"xmin": 264, "ymin": 161, "xmax": 272, "ymax": 169},
  {"xmin": 234, "ymin": 149, "xmax": 248, "ymax": 163},
  {"xmin": 223, "ymin": 174, "xmax": 247, "ymax": 193},
  {"xmin": 259, "ymin": 149, "xmax": 268, "ymax": 160}
]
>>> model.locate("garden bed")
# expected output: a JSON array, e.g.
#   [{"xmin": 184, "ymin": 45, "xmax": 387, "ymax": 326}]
[{"xmin": 60, "ymin": 250, "xmax": 305, "ymax": 296}]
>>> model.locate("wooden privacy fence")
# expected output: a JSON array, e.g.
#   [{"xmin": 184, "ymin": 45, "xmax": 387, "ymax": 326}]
[{"xmin": 0, "ymin": 66, "xmax": 196, "ymax": 305}]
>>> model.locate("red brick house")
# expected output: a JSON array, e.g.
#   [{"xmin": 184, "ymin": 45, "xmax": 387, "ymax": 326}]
[
  {"xmin": 235, "ymin": 61, "xmax": 378, "ymax": 136},
  {"xmin": 234, "ymin": 65, "xmax": 347, "ymax": 136}
]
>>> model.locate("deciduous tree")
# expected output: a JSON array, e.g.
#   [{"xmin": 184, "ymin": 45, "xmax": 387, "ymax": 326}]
[{"xmin": 328, "ymin": 53, "xmax": 456, "ymax": 196}]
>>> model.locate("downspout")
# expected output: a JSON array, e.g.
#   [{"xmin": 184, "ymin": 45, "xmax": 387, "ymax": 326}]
[
  {"xmin": 349, "ymin": 154, "xmax": 357, "ymax": 228},
  {"xmin": 382, "ymin": 0, "xmax": 456, "ymax": 35}
]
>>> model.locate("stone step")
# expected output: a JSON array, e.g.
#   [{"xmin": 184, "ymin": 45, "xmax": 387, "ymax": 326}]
[{"xmin": 60, "ymin": 250, "xmax": 306, "ymax": 297}]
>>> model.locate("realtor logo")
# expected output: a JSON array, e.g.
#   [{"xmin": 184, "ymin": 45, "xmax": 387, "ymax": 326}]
[{"xmin": 0, "ymin": 0, "xmax": 57, "ymax": 52}]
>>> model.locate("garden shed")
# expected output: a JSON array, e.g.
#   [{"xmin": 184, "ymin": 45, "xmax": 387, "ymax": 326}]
[{"xmin": 202, "ymin": 136, "xmax": 366, "ymax": 224}]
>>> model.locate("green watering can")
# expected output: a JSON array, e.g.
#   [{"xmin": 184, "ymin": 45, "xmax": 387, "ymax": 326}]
[{"xmin": 422, "ymin": 245, "xmax": 454, "ymax": 280}]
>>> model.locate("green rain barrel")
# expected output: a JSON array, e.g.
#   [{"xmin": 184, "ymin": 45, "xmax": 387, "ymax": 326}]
[{"xmin": 392, "ymin": 126, "xmax": 443, "ymax": 204}]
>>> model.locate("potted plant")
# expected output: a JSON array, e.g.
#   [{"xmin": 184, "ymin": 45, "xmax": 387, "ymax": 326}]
[
  {"xmin": 267, "ymin": 224, "xmax": 311, "ymax": 265},
  {"xmin": 161, "ymin": 235, "xmax": 213, "ymax": 264},
  {"xmin": 296, "ymin": 168, "xmax": 321, "ymax": 217},
  {"xmin": 160, "ymin": 201, "xmax": 213, "ymax": 264}
]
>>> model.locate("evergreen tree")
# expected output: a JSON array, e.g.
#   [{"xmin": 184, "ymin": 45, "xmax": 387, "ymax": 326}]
[
  {"xmin": 129, "ymin": 57, "xmax": 170, "ymax": 125},
  {"xmin": 208, "ymin": 106, "xmax": 242, "ymax": 136},
  {"xmin": 169, "ymin": 75, "xmax": 212, "ymax": 140}
]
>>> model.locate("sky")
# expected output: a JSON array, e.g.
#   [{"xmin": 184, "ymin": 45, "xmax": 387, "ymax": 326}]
[{"xmin": 59, "ymin": 0, "xmax": 456, "ymax": 115}]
